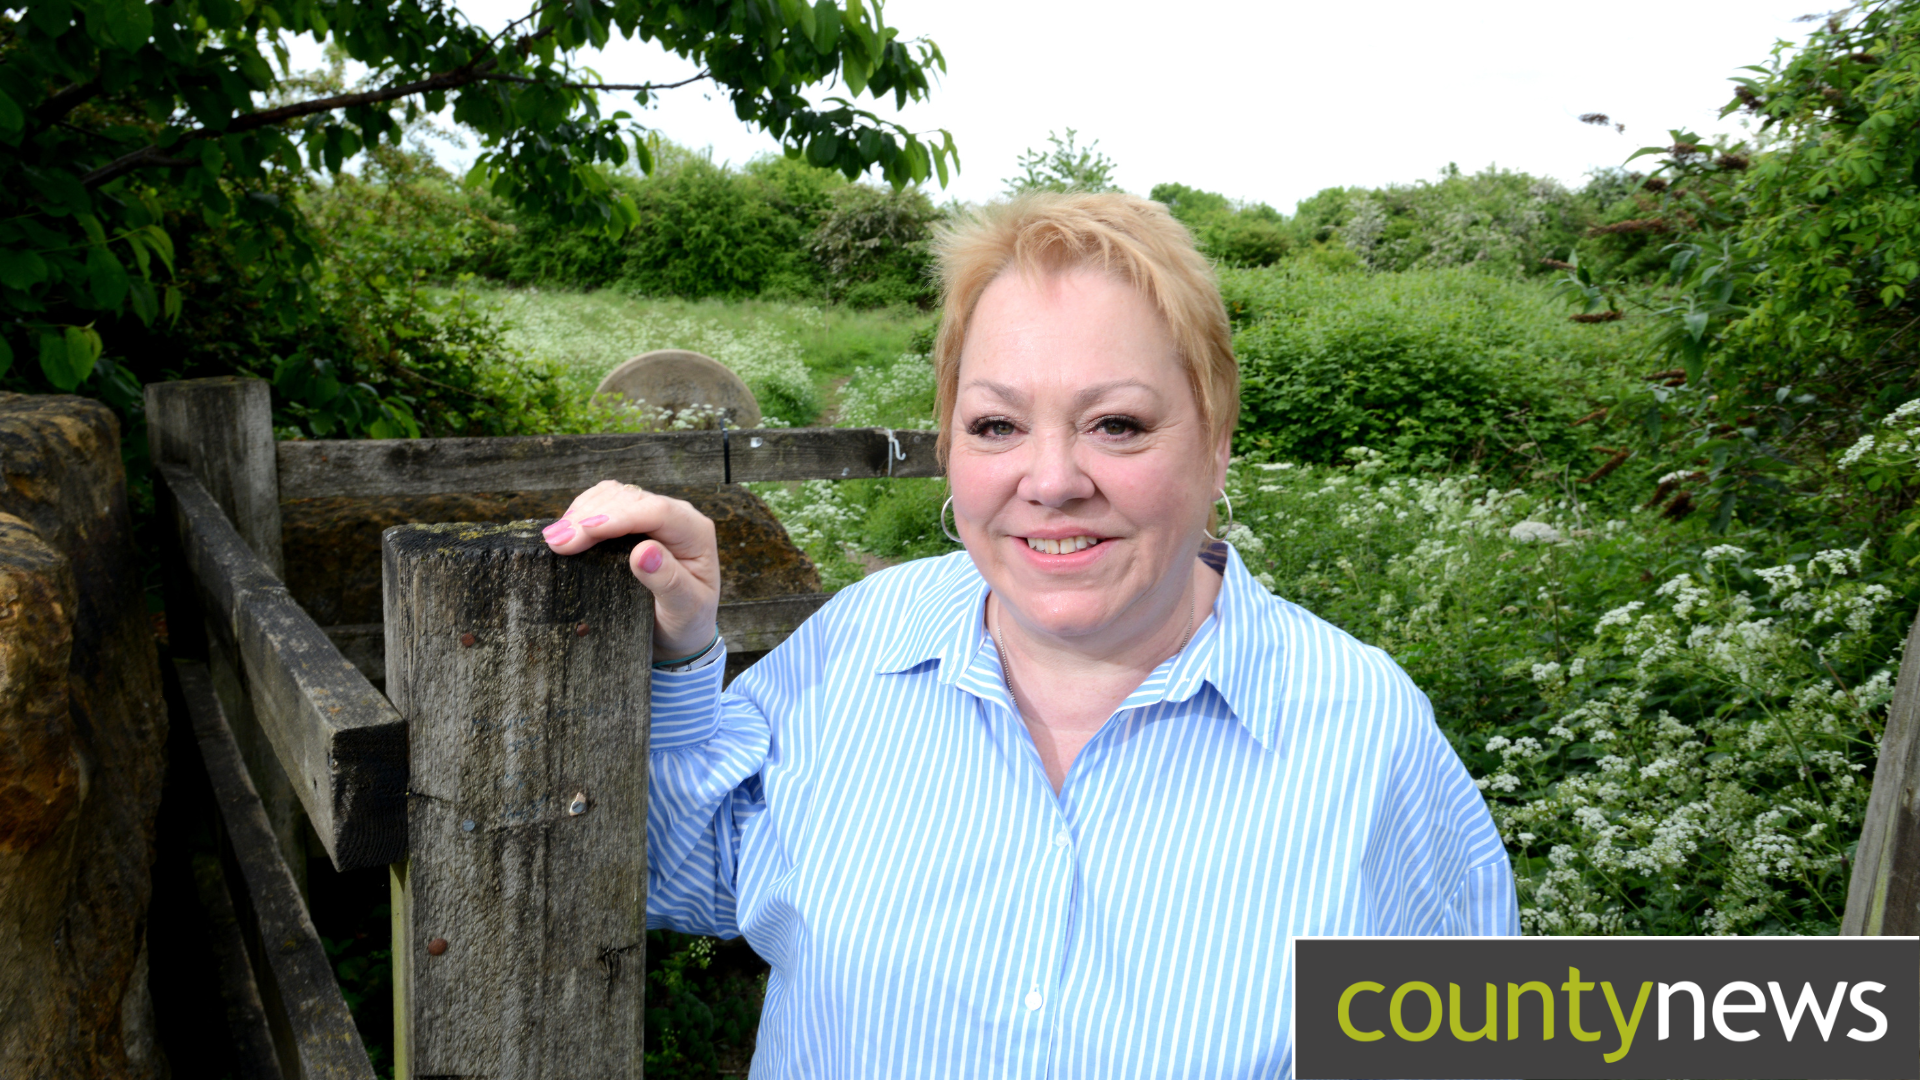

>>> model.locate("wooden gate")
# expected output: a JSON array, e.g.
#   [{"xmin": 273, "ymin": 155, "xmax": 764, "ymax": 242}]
[{"xmin": 151, "ymin": 375, "xmax": 937, "ymax": 1078}]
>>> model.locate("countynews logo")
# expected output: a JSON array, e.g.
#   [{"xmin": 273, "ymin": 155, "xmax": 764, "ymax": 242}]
[{"xmin": 1293, "ymin": 936, "xmax": 1916, "ymax": 1079}]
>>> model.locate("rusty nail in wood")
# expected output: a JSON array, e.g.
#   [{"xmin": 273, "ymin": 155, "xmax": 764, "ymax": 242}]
[
  {"xmin": 568, "ymin": 791, "xmax": 589, "ymax": 816},
  {"xmin": 575, "ymin": 622, "xmax": 591, "ymax": 637},
  {"xmin": 427, "ymin": 937, "xmax": 448, "ymax": 956},
  {"xmin": 460, "ymin": 632, "xmax": 476, "ymax": 647}
]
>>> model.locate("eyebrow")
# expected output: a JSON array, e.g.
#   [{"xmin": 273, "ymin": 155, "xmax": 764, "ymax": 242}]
[{"xmin": 960, "ymin": 378, "xmax": 1160, "ymax": 411}]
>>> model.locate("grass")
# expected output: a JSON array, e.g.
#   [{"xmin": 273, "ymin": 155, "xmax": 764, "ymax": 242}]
[{"xmin": 450, "ymin": 284, "xmax": 936, "ymax": 426}]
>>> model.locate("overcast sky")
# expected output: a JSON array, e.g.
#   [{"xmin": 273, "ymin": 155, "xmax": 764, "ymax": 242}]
[{"xmin": 292, "ymin": 0, "xmax": 1830, "ymax": 212}]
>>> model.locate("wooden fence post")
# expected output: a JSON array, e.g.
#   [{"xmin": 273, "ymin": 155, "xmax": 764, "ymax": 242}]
[
  {"xmin": 147, "ymin": 377, "xmax": 310, "ymax": 892},
  {"xmin": 384, "ymin": 522, "xmax": 651, "ymax": 1080},
  {"xmin": 146, "ymin": 376, "xmax": 284, "ymax": 574},
  {"xmin": 1844, "ymin": 608, "xmax": 1920, "ymax": 934}
]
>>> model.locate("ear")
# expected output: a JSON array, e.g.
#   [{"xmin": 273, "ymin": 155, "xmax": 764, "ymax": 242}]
[{"xmin": 1209, "ymin": 430, "xmax": 1233, "ymax": 497}]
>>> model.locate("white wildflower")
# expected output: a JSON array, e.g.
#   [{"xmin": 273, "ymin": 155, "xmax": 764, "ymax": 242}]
[
  {"xmin": 1810, "ymin": 548, "xmax": 1862, "ymax": 576},
  {"xmin": 1836, "ymin": 434, "xmax": 1876, "ymax": 468},
  {"xmin": 1508, "ymin": 520, "xmax": 1561, "ymax": 544},
  {"xmin": 1221, "ymin": 522, "xmax": 1266, "ymax": 554},
  {"xmin": 1754, "ymin": 564, "xmax": 1803, "ymax": 595},
  {"xmin": 1596, "ymin": 601, "xmax": 1645, "ymax": 630}
]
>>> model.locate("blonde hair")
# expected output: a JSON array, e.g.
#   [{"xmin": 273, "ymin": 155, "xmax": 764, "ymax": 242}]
[{"xmin": 930, "ymin": 192, "xmax": 1239, "ymax": 466}]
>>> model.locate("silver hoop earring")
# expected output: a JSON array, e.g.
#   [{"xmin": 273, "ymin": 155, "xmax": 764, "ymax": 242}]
[
  {"xmin": 940, "ymin": 495, "xmax": 962, "ymax": 544},
  {"xmin": 1204, "ymin": 490, "xmax": 1235, "ymax": 542}
]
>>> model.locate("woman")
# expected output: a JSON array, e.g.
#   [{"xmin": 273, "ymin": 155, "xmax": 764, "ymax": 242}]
[{"xmin": 543, "ymin": 193, "xmax": 1518, "ymax": 1077}]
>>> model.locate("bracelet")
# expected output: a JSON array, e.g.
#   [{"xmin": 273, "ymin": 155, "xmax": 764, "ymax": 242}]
[{"xmin": 652, "ymin": 627, "xmax": 721, "ymax": 669}]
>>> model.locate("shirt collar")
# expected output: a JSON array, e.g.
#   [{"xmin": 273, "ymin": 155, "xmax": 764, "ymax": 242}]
[{"xmin": 869, "ymin": 546, "xmax": 1289, "ymax": 753}]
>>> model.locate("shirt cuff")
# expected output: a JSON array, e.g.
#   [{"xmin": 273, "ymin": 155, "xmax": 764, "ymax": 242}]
[{"xmin": 650, "ymin": 639, "xmax": 728, "ymax": 751}]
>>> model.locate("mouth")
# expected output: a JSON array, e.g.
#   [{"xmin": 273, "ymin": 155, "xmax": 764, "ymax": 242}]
[{"xmin": 1022, "ymin": 535, "xmax": 1107, "ymax": 555}]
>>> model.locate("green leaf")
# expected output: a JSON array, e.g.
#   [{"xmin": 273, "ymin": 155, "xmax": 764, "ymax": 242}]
[
  {"xmin": 0, "ymin": 88, "xmax": 22, "ymax": 135},
  {"xmin": 67, "ymin": 326, "xmax": 99, "ymax": 383},
  {"xmin": 28, "ymin": 0, "xmax": 73, "ymax": 37},
  {"xmin": 39, "ymin": 332, "xmax": 79, "ymax": 390},
  {"xmin": 140, "ymin": 224, "xmax": 175, "ymax": 273},
  {"xmin": 322, "ymin": 126, "xmax": 344, "ymax": 173},
  {"xmin": 806, "ymin": 131, "xmax": 839, "ymax": 167},
  {"xmin": 0, "ymin": 249, "xmax": 49, "ymax": 290},
  {"xmin": 87, "ymin": 246, "xmax": 129, "ymax": 310},
  {"xmin": 791, "ymin": 0, "xmax": 816, "ymax": 44},
  {"xmin": 100, "ymin": 0, "xmax": 154, "ymax": 50},
  {"xmin": 810, "ymin": 0, "xmax": 839, "ymax": 52}
]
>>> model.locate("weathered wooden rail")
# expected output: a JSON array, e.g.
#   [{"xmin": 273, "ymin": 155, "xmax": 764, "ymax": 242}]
[
  {"xmin": 149, "ymin": 375, "xmax": 941, "ymax": 1079},
  {"xmin": 1844, "ymin": 608, "xmax": 1920, "ymax": 935}
]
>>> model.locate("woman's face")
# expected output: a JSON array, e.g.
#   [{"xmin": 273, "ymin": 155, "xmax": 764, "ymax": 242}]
[{"xmin": 948, "ymin": 267, "xmax": 1228, "ymax": 651}]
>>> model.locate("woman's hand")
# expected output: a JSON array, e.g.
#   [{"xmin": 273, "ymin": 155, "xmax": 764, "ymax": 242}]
[{"xmin": 542, "ymin": 481, "xmax": 721, "ymax": 659}]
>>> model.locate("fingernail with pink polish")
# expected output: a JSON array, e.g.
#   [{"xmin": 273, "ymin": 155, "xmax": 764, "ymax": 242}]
[
  {"xmin": 542, "ymin": 518, "xmax": 571, "ymax": 538},
  {"xmin": 639, "ymin": 546, "xmax": 664, "ymax": 574},
  {"xmin": 546, "ymin": 526, "xmax": 574, "ymax": 545},
  {"xmin": 578, "ymin": 514, "xmax": 609, "ymax": 527}
]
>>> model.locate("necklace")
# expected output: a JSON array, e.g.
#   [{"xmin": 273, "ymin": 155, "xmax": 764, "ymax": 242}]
[{"xmin": 992, "ymin": 592, "xmax": 1196, "ymax": 718}]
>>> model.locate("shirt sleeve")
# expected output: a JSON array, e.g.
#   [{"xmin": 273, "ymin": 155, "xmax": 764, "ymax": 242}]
[
  {"xmin": 646, "ymin": 640, "xmax": 772, "ymax": 938},
  {"xmin": 1452, "ymin": 854, "xmax": 1521, "ymax": 936},
  {"xmin": 1363, "ymin": 671, "xmax": 1522, "ymax": 937}
]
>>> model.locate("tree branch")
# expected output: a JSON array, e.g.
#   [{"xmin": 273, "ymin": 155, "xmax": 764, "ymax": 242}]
[
  {"xmin": 480, "ymin": 69, "xmax": 711, "ymax": 93},
  {"xmin": 78, "ymin": 60, "xmax": 711, "ymax": 189},
  {"xmin": 80, "ymin": 61, "xmax": 499, "ymax": 187},
  {"xmin": 26, "ymin": 75, "xmax": 105, "ymax": 140}
]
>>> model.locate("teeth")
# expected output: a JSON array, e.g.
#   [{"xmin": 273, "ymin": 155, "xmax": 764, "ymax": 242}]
[{"xmin": 1025, "ymin": 535, "xmax": 1100, "ymax": 554}]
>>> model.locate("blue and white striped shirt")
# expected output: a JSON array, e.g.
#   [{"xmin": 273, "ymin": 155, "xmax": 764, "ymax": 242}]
[{"xmin": 648, "ymin": 543, "xmax": 1518, "ymax": 1078}]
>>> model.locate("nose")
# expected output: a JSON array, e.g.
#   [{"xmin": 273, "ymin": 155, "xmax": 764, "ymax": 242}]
[{"xmin": 1016, "ymin": 429, "xmax": 1097, "ymax": 509}]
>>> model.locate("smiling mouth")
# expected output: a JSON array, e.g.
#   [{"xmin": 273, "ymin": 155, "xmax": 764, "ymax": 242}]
[{"xmin": 1024, "ymin": 535, "xmax": 1106, "ymax": 555}]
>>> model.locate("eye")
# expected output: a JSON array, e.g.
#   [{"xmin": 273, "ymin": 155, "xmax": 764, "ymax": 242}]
[
  {"xmin": 1093, "ymin": 415, "xmax": 1142, "ymax": 437},
  {"xmin": 968, "ymin": 417, "xmax": 1017, "ymax": 438}
]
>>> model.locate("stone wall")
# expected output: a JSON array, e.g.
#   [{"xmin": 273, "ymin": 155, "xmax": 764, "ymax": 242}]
[{"xmin": 0, "ymin": 394, "xmax": 167, "ymax": 1079}]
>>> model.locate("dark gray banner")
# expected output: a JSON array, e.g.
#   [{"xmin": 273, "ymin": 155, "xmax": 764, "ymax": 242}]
[{"xmin": 1294, "ymin": 936, "xmax": 1917, "ymax": 1079}]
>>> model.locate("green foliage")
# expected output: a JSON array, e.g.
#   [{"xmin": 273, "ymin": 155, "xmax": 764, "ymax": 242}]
[
  {"xmin": 749, "ymin": 347, "xmax": 951, "ymax": 586},
  {"xmin": 1734, "ymin": 1, "xmax": 1920, "ymax": 358},
  {"xmin": 1539, "ymin": 0, "xmax": 1920, "ymax": 535},
  {"xmin": 494, "ymin": 149, "xmax": 802, "ymax": 298},
  {"xmin": 272, "ymin": 273, "xmax": 580, "ymax": 439},
  {"xmin": 1220, "ymin": 453, "xmax": 1900, "ymax": 934},
  {"xmin": 809, "ymin": 182, "xmax": 939, "ymax": 307},
  {"xmin": 1285, "ymin": 165, "xmax": 1604, "ymax": 278},
  {"xmin": 475, "ymin": 285, "xmax": 826, "ymax": 423},
  {"xmin": 645, "ymin": 931, "xmax": 765, "ymax": 1078},
  {"xmin": 491, "ymin": 144, "xmax": 940, "ymax": 307},
  {"xmin": 0, "ymin": 0, "xmax": 955, "ymax": 417},
  {"xmin": 1004, "ymin": 128, "xmax": 1119, "ymax": 195},
  {"xmin": 1224, "ymin": 264, "xmax": 1631, "ymax": 476},
  {"xmin": 322, "ymin": 929, "xmax": 395, "ymax": 1079},
  {"xmin": 1150, "ymin": 182, "xmax": 1291, "ymax": 267}
]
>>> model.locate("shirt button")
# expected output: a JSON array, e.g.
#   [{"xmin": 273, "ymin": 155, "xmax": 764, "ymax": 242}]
[
  {"xmin": 1052, "ymin": 832, "xmax": 1071, "ymax": 849},
  {"xmin": 1024, "ymin": 990, "xmax": 1044, "ymax": 1011}
]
